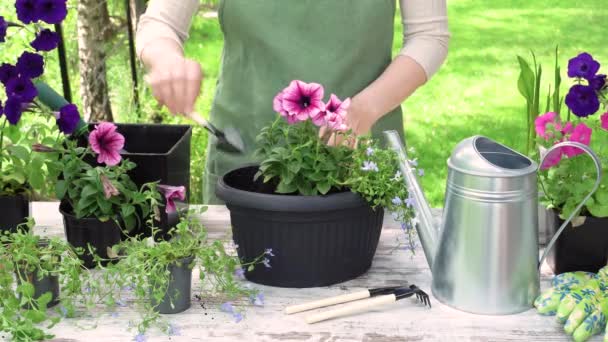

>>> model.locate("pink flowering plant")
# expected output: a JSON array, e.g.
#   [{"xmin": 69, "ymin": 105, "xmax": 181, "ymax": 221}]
[
  {"xmin": 259, "ymin": 80, "xmax": 419, "ymax": 251},
  {"xmin": 534, "ymin": 52, "xmax": 608, "ymax": 218},
  {"xmin": 36, "ymin": 122, "xmax": 182, "ymax": 232},
  {"xmin": 1, "ymin": 1, "xmax": 85, "ymax": 198}
]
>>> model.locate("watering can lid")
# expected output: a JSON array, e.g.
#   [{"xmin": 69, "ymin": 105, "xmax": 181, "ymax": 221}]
[{"xmin": 447, "ymin": 136, "xmax": 538, "ymax": 177}]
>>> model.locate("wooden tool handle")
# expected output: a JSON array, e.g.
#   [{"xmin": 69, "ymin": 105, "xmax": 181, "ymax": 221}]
[
  {"xmin": 285, "ymin": 291, "xmax": 370, "ymax": 315},
  {"xmin": 305, "ymin": 294, "xmax": 396, "ymax": 324},
  {"xmin": 185, "ymin": 112, "xmax": 209, "ymax": 127}
]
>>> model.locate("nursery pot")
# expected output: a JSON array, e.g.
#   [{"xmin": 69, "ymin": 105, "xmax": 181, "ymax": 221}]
[
  {"xmin": 216, "ymin": 165, "xmax": 385, "ymax": 288},
  {"xmin": 79, "ymin": 123, "xmax": 192, "ymax": 239},
  {"xmin": 151, "ymin": 256, "xmax": 194, "ymax": 314},
  {"xmin": 0, "ymin": 194, "xmax": 30, "ymax": 234},
  {"xmin": 59, "ymin": 201, "xmax": 122, "ymax": 269},
  {"xmin": 546, "ymin": 209, "xmax": 608, "ymax": 274},
  {"xmin": 17, "ymin": 269, "xmax": 60, "ymax": 309}
]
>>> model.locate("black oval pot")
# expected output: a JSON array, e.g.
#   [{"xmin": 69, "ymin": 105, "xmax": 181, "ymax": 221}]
[
  {"xmin": 59, "ymin": 201, "xmax": 122, "ymax": 269},
  {"xmin": 151, "ymin": 256, "xmax": 194, "ymax": 314},
  {"xmin": 546, "ymin": 209, "xmax": 608, "ymax": 274},
  {"xmin": 0, "ymin": 194, "xmax": 30, "ymax": 234},
  {"xmin": 216, "ymin": 165, "xmax": 384, "ymax": 288}
]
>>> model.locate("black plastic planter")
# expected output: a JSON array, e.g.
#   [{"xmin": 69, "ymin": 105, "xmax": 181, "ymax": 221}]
[
  {"xmin": 18, "ymin": 270, "xmax": 60, "ymax": 309},
  {"xmin": 152, "ymin": 256, "xmax": 194, "ymax": 314},
  {"xmin": 546, "ymin": 209, "xmax": 608, "ymax": 274},
  {"xmin": 216, "ymin": 166, "xmax": 385, "ymax": 288},
  {"xmin": 79, "ymin": 123, "xmax": 192, "ymax": 238},
  {"xmin": 59, "ymin": 201, "xmax": 122, "ymax": 269},
  {"xmin": 0, "ymin": 194, "xmax": 30, "ymax": 234}
]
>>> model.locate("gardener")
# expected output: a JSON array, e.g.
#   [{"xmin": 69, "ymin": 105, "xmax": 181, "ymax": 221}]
[{"xmin": 136, "ymin": 0, "xmax": 450, "ymax": 204}]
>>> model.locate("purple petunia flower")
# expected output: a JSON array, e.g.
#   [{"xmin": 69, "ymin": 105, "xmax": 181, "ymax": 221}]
[
  {"xmin": 0, "ymin": 63, "xmax": 18, "ymax": 86},
  {"xmin": 262, "ymin": 258, "xmax": 271, "ymax": 268},
  {"xmin": 568, "ymin": 53, "xmax": 600, "ymax": 80},
  {"xmin": 37, "ymin": 0, "xmax": 68, "ymax": 25},
  {"xmin": 16, "ymin": 52, "xmax": 44, "ymax": 79},
  {"xmin": 15, "ymin": 0, "xmax": 38, "ymax": 24},
  {"xmin": 265, "ymin": 248, "xmax": 275, "ymax": 257},
  {"xmin": 55, "ymin": 103, "xmax": 80, "ymax": 134},
  {"xmin": 133, "ymin": 333, "xmax": 146, "ymax": 342},
  {"xmin": 361, "ymin": 161, "xmax": 379, "ymax": 172},
  {"xmin": 590, "ymin": 74, "xmax": 606, "ymax": 91},
  {"xmin": 6, "ymin": 75, "xmax": 38, "ymax": 102},
  {"xmin": 30, "ymin": 29, "xmax": 60, "ymax": 51},
  {"xmin": 0, "ymin": 16, "xmax": 7, "ymax": 43},
  {"xmin": 4, "ymin": 97, "xmax": 25, "ymax": 125},
  {"xmin": 565, "ymin": 84, "xmax": 600, "ymax": 117}
]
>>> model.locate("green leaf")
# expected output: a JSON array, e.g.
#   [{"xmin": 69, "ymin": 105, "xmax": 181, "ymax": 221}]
[
  {"xmin": 23, "ymin": 309, "xmax": 47, "ymax": 324},
  {"xmin": 36, "ymin": 292, "xmax": 53, "ymax": 309},
  {"xmin": 17, "ymin": 282, "xmax": 35, "ymax": 298},
  {"xmin": 7, "ymin": 145, "xmax": 30, "ymax": 161},
  {"xmin": 316, "ymin": 182, "xmax": 331, "ymax": 194},
  {"xmin": 81, "ymin": 184, "xmax": 98, "ymax": 199},
  {"xmin": 517, "ymin": 55, "xmax": 535, "ymax": 102},
  {"xmin": 276, "ymin": 181, "xmax": 297, "ymax": 194}
]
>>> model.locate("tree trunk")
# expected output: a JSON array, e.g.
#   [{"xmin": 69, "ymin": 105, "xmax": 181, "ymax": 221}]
[{"xmin": 77, "ymin": 0, "xmax": 114, "ymax": 122}]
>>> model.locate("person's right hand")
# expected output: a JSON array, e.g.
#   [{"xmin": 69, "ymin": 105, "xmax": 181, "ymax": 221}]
[{"xmin": 144, "ymin": 52, "xmax": 204, "ymax": 116}]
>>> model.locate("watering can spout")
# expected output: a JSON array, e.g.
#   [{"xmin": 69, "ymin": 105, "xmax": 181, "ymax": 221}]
[{"xmin": 384, "ymin": 130, "xmax": 439, "ymax": 270}]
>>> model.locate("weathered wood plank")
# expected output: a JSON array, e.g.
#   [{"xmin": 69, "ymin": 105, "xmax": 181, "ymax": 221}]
[{"xmin": 18, "ymin": 202, "xmax": 590, "ymax": 341}]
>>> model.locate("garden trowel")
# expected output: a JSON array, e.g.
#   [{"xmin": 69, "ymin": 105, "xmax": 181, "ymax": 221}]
[{"xmin": 185, "ymin": 112, "xmax": 244, "ymax": 154}]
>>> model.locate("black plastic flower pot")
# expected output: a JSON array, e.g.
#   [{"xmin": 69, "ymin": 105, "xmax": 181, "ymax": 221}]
[
  {"xmin": 59, "ymin": 201, "xmax": 123, "ymax": 269},
  {"xmin": 546, "ymin": 209, "xmax": 608, "ymax": 274},
  {"xmin": 78, "ymin": 123, "xmax": 192, "ymax": 239},
  {"xmin": 0, "ymin": 194, "xmax": 30, "ymax": 234},
  {"xmin": 17, "ymin": 270, "xmax": 60, "ymax": 309},
  {"xmin": 151, "ymin": 256, "xmax": 194, "ymax": 314},
  {"xmin": 216, "ymin": 165, "xmax": 385, "ymax": 288}
]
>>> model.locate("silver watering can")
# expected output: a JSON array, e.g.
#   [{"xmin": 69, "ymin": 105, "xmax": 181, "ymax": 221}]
[{"xmin": 384, "ymin": 131, "xmax": 603, "ymax": 315}]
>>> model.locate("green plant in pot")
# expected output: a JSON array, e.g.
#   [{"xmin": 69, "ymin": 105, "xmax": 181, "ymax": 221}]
[
  {"xmin": 102, "ymin": 205, "xmax": 266, "ymax": 338},
  {"xmin": 216, "ymin": 80, "xmax": 417, "ymax": 288},
  {"xmin": 33, "ymin": 122, "xmax": 171, "ymax": 269},
  {"xmin": 0, "ymin": 221, "xmax": 92, "ymax": 341},
  {"xmin": 534, "ymin": 52, "xmax": 608, "ymax": 274},
  {"xmin": 0, "ymin": 8, "xmax": 79, "ymax": 233}
]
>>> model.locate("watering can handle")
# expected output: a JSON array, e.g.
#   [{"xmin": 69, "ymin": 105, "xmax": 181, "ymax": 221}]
[{"xmin": 538, "ymin": 141, "xmax": 603, "ymax": 269}]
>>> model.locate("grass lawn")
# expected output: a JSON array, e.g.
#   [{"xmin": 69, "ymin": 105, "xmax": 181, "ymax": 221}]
[{"xmin": 1, "ymin": 0, "xmax": 607, "ymax": 206}]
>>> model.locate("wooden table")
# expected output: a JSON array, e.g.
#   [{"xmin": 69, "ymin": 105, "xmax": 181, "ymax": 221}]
[{"xmin": 26, "ymin": 202, "xmax": 584, "ymax": 342}]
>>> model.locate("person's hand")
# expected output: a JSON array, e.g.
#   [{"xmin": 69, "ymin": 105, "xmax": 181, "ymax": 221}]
[
  {"xmin": 144, "ymin": 52, "xmax": 204, "ymax": 115},
  {"xmin": 323, "ymin": 96, "xmax": 380, "ymax": 147}
]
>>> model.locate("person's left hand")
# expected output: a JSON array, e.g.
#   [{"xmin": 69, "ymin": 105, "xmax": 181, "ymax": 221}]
[{"xmin": 322, "ymin": 97, "xmax": 380, "ymax": 147}]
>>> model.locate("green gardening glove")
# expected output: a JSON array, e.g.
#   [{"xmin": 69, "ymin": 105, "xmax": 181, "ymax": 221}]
[
  {"xmin": 535, "ymin": 272, "xmax": 594, "ymax": 316},
  {"xmin": 557, "ymin": 279, "xmax": 601, "ymax": 324},
  {"xmin": 564, "ymin": 291, "xmax": 604, "ymax": 335},
  {"xmin": 571, "ymin": 297, "xmax": 608, "ymax": 342}
]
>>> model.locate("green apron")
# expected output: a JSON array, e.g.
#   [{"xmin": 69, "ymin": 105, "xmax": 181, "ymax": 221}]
[{"xmin": 203, "ymin": 0, "xmax": 404, "ymax": 204}]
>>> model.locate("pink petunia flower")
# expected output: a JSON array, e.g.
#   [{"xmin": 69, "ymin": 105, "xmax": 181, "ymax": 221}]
[
  {"xmin": 157, "ymin": 184, "xmax": 186, "ymax": 213},
  {"xmin": 100, "ymin": 174, "xmax": 119, "ymax": 199},
  {"xmin": 324, "ymin": 94, "xmax": 351, "ymax": 131},
  {"xmin": 601, "ymin": 112, "xmax": 608, "ymax": 131},
  {"xmin": 535, "ymin": 112, "xmax": 573, "ymax": 140},
  {"xmin": 89, "ymin": 122, "xmax": 125, "ymax": 166},
  {"xmin": 539, "ymin": 145, "xmax": 564, "ymax": 170},
  {"xmin": 280, "ymin": 80, "xmax": 325, "ymax": 123},
  {"xmin": 563, "ymin": 123, "xmax": 592, "ymax": 158}
]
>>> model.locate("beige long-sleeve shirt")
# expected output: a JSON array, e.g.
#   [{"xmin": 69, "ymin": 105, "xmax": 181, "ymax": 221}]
[{"xmin": 136, "ymin": 0, "xmax": 450, "ymax": 79}]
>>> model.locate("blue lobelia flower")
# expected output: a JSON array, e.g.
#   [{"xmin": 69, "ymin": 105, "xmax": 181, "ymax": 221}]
[
  {"xmin": 262, "ymin": 258, "xmax": 271, "ymax": 268},
  {"xmin": 361, "ymin": 161, "xmax": 379, "ymax": 172},
  {"xmin": 250, "ymin": 293, "xmax": 264, "ymax": 306},
  {"xmin": 265, "ymin": 248, "xmax": 275, "ymax": 257},
  {"xmin": 366, "ymin": 147, "xmax": 374, "ymax": 156},
  {"xmin": 234, "ymin": 268, "xmax": 245, "ymax": 279},
  {"xmin": 167, "ymin": 323, "xmax": 181, "ymax": 336},
  {"xmin": 392, "ymin": 197, "xmax": 402, "ymax": 206},
  {"xmin": 133, "ymin": 333, "xmax": 146, "ymax": 342}
]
